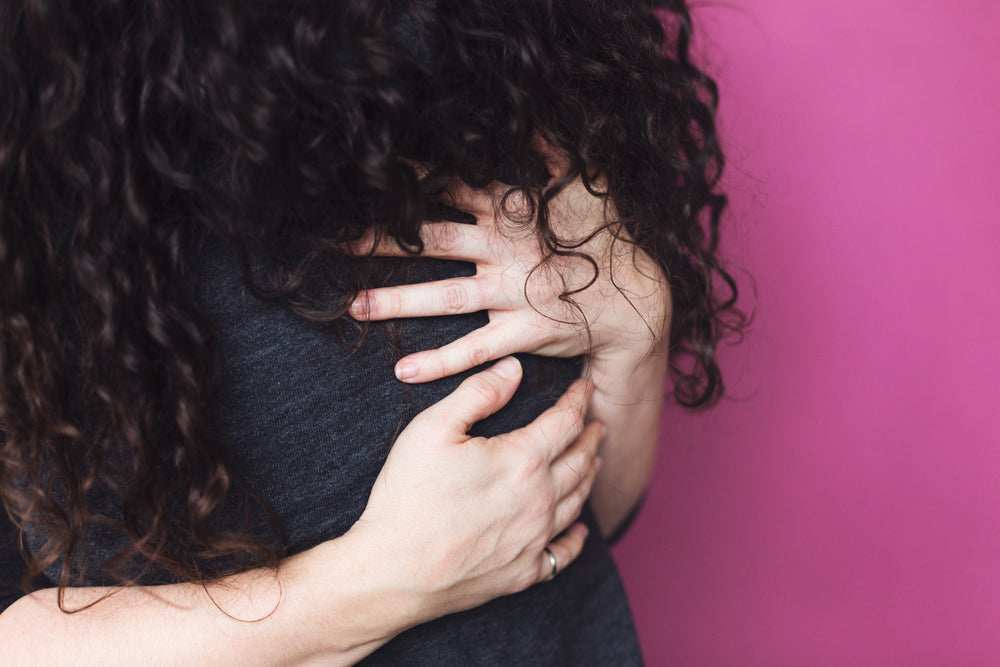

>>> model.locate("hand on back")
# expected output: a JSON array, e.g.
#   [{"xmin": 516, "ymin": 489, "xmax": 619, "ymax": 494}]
[
  {"xmin": 351, "ymin": 357, "xmax": 601, "ymax": 617},
  {"xmin": 349, "ymin": 143, "xmax": 671, "ymax": 385}
]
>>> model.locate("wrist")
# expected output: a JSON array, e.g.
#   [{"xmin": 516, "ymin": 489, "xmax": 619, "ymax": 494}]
[{"xmin": 275, "ymin": 530, "xmax": 427, "ymax": 664}]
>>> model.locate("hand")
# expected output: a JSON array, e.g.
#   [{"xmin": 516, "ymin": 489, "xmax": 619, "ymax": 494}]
[
  {"xmin": 349, "ymin": 356, "xmax": 602, "ymax": 618},
  {"xmin": 349, "ymin": 148, "xmax": 670, "ymax": 542},
  {"xmin": 349, "ymin": 152, "xmax": 671, "ymax": 386}
]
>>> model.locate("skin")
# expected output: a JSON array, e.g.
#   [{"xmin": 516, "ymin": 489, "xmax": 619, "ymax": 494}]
[
  {"xmin": 351, "ymin": 152, "xmax": 670, "ymax": 537},
  {"xmin": 0, "ymin": 359, "xmax": 600, "ymax": 665}
]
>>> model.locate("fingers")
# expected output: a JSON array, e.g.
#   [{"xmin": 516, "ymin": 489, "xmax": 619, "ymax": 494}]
[
  {"xmin": 552, "ymin": 453, "xmax": 600, "ymax": 536},
  {"xmin": 508, "ymin": 378, "xmax": 592, "ymax": 462},
  {"xmin": 350, "ymin": 274, "xmax": 496, "ymax": 321},
  {"xmin": 550, "ymin": 420, "xmax": 603, "ymax": 500},
  {"xmin": 410, "ymin": 357, "xmax": 523, "ymax": 436},
  {"xmin": 393, "ymin": 323, "xmax": 527, "ymax": 382},
  {"xmin": 441, "ymin": 179, "xmax": 503, "ymax": 216},
  {"xmin": 537, "ymin": 523, "xmax": 589, "ymax": 585}
]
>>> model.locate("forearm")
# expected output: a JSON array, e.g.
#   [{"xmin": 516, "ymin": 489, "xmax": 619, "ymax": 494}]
[
  {"xmin": 586, "ymin": 347, "xmax": 668, "ymax": 539},
  {"xmin": 0, "ymin": 532, "xmax": 420, "ymax": 666}
]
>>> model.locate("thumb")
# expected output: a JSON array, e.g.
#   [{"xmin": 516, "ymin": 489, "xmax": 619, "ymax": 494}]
[{"xmin": 413, "ymin": 356, "xmax": 523, "ymax": 437}]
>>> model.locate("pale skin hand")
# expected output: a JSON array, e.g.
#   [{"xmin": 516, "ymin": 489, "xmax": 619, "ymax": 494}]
[
  {"xmin": 0, "ymin": 358, "xmax": 600, "ymax": 666},
  {"xmin": 350, "ymin": 149, "xmax": 671, "ymax": 537},
  {"xmin": 352, "ymin": 356, "xmax": 602, "ymax": 614}
]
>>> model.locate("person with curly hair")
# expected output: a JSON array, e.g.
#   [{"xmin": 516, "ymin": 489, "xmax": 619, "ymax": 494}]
[{"xmin": 0, "ymin": 0, "xmax": 740, "ymax": 663}]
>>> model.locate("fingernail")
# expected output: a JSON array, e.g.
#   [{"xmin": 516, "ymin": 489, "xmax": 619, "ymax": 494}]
[
  {"xmin": 395, "ymin": 357, "xmax": 419, "ymax": 381},
  {"xmin": 594, "ymin": 456, "xmax": 604, "ymax": 473},
  {"xmin": 350, "ymin": 294, "xmax": 372, "ymax": 318},
  {"xmin": 493, "ymin": 356, "xmax": 521, "ymax": 379}
]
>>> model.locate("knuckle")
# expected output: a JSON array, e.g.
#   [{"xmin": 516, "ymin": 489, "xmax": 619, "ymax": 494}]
[
  {"xmin": 432, "ymin": 224, "xmax": 460, "ymax": 253},
  {"xmin": 387, "ymin": 288, "xmax": 406, "ymax": 316},
  {"xmin": 529, "ymin": 492, "xmax": 557, "ymax": 522},
  {"xmin": 442, "ymin": 282, "xmax": 469, "ymax": 314},
  {"xmin": 466, "ymin": 374, "xmax": 502, "ymax": 405},
  {"xmin": 515, "ymin": 450, "xmax": 547, "ymax": 483},
  {"xmin": 467, "ymin": 344, "xmax": 491, "ymax": 367}
]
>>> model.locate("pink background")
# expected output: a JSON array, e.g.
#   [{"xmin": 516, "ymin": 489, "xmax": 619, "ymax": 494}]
[{"xmin": 613, "ymin": 2, "xmax": 1000, "ymax": 665}]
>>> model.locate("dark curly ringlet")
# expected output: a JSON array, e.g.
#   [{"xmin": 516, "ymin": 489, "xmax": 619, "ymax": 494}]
[{"xmin": 0, "ymin": 0, "xmax": 743, "ymax": 604}]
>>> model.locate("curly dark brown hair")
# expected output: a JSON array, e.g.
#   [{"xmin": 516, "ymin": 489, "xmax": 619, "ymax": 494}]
[{"xmin": 0, "ymin": 0, "xmax": 742, "ymax": 600}]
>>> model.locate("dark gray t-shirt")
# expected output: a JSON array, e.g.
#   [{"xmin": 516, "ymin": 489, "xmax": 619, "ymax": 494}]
[{"xmin": 1, "ymin": 237, "xmax": 643, "ymax": 665}]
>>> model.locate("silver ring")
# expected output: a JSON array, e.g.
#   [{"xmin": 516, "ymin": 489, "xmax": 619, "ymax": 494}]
[{"xmin": 543, "ymin": 547, "xmax": 558, "ymax": 582}]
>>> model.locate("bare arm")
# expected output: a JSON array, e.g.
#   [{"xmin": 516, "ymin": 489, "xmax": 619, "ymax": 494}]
[
  {"xmin": 585, "ymin": 347, "xmax": 667, "ymax": 536},
  {"xmin": 1, "ymin": 359, "xmax": 599, "ymax": 665},
  {"xmin": 1, "ymin": 535, "xmax": 412, "ymax": 666}
]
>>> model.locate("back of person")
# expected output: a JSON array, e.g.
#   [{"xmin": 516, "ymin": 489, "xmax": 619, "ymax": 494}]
[{"xmin": 194, "ymin": 237, "xmax": 643, "ymax": 665}]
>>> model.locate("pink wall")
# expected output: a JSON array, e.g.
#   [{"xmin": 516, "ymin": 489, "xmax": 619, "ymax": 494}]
[{"xmin": 613, "ymin": 2, "xmax": 1000, "ymax": 664}]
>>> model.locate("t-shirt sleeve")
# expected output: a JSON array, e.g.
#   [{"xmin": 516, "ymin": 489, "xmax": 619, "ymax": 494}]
[{"xmin": 0, "ymin": 508, "xmax": 28, "ymax": 613}]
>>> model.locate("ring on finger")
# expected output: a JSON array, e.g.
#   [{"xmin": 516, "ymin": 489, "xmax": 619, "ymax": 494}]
[{"xmin": 543, "ymin": 546, "xmax": 558, "ymax": 582}]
